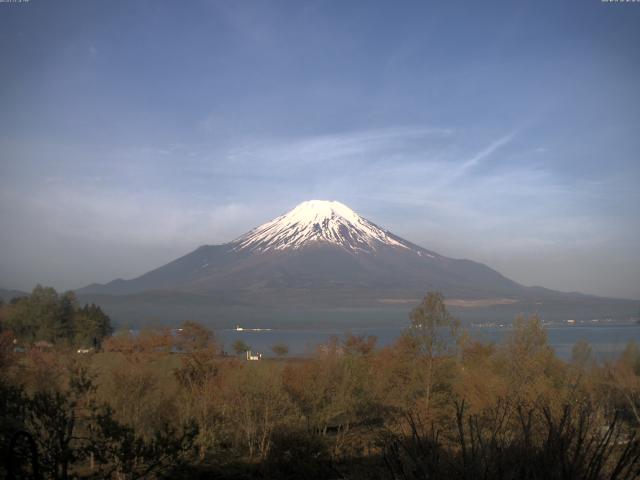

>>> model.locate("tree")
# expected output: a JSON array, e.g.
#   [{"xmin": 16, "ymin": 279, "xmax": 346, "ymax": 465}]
[
  {"xmin": 175, "ymin": 321, "xmax": 216, "ymax": 353},
  {"xmin": 9, "ymin": 296, "xmax": 23, "ymax": 306},
  {"xmin": 232, "ymin": 340, "xmax": 250, "ymax": 355},
  {"xmin": 174, "ymin": 350, "xmax": 224, "ymax": 459},
  {"xmin": 505, "ymin": 314, "xmax": 550, "ymax": 358},
  {"xmin": 606, "ymin": 341, "xmax": 640, "ymax": 424},
  {"xmin": 23, "ymin": 363, "xmax": 96, "ymax": 480},
  {"xmin": 571, "ymin": 339, "xmax": 593, "ymax": 370},
  {"xmin": 621, "ymin": 340, "xmax": 640, "ymax": 375},
  {"xmin": 343, "ymin": 333, "xmax": 377, "ymax": 356},
  {"xmin": 6, "ymin": 285, "xmax": 61, "ymax": 344},
  {"xmin": 73, "ymin": 303, "xmax": 113, "ymax": 348},
  {"xmin": 409, "ymin": 292, "xmax": 460, "ymax": 355},
  {"xmin": 407, "ymin": 292, "xmax": 459, "ymax": 415},
  {"xmin": 225, "ymin": 366, "xmax": 292, "ymax": 458},
  {"xmin": 271, "ymin": 343, "xmax": 289, "ymax": 357},
  {"xmin": 499, "ymin": 314, "xmax": 560, "ymax": 402},
  {"xmin": 136, "ymin": 328, "xmax": 173, "ymax": 354},
  {"xmin": 57, "ymin": 291, "xmax": 77, "ymax": 342},
  {"xmin": 103, "ymin": 329, "xmax": 135, "ymax": 353},
  {"xmin": 88, "ymin": 406, "xmax": 197, "ymax": 480},
  {"xmin": 102, "ymin": 359, "xmax": 169, "ymax": 438},
  {"xmin": 3, "ymin": 287, "xmax": 112, "ymax": 348}
]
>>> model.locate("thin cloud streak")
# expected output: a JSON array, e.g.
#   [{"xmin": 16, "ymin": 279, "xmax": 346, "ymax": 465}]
[
  {"xmin": 454, "ymin": 132, "xmax": 517, "ymax": 178},
  {"xmin": 1, "ymin": 125, "xmax": 638, "ymax": 298}
]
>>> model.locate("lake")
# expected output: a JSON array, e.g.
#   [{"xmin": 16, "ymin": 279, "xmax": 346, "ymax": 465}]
[{"xmin": 217, "ymin": 324, "xmax": 640, "ymax": 360}]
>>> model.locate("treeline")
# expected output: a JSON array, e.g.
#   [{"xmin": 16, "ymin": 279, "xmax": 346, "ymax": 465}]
[
  {"xmin": 0, "ymin": 285, "xmax": 112, "ymax": 348},
  {"xmin": 103, "ymin": 320, "xmax": 216, "ymax": 354},
  {"xmin": 2, "ymin": 292, "xmax": 640, "ymax": 479}
]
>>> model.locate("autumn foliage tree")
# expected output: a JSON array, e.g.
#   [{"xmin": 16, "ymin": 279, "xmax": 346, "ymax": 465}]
[
  {"xmin": 2, "ymin": 290, "xmax": 640, "ymax": 479},
  {"xmin": 175, "ymin": 320, "xmax": 217, "ymax": 353},
  {"xmin": 271, "ymin": 343, "xmax": 289, "ymax": 357},
  {"xmin": 407, "ymin": 292, "xmax": 460, "ymax": 416}
]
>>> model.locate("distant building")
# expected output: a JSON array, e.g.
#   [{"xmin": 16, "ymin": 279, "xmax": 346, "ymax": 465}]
[
  {"xmin": 246, "ymin": 350, "xmax": 261, "ymax": 361},
  {"xmin": 317, "ymin": 338, "xmax": 344, "ymax": 357}
]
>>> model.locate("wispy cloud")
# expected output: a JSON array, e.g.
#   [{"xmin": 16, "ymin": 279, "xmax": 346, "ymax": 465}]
[
  {"xmin": 450, "ymin": 132, "xmax": 517, "ymax": 179},
  {"xmin": 223, "ymin": 126, "xmax": 453, "ymax": 170},
  {"xmin": 1, "ymin": 124, "xmax": 638, "ymax": 297}
]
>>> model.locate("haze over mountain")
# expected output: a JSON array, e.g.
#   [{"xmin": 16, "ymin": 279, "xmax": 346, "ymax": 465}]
[{"xmin": 77, "ymin": 201, "xmax": 637, "ymax": 326}]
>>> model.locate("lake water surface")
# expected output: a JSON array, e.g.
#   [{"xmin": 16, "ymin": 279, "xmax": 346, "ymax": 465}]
[{"xmin": 217, "ymin": 324, "xmax": 640, "ymax": 360}]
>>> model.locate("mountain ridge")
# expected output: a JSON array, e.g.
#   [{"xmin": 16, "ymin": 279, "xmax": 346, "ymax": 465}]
[
  {"xmin": 76, "ymin": 200, "xmax": 592, "ymax": 303},
  {"xmin": 74, "ymin": 200, "xmax": 638, "ymax": 326},
  {"xmin": 0, "ymin": 288, "xmax": 28, "ymax": 302}
]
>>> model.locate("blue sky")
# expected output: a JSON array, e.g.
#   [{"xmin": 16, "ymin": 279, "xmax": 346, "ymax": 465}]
[{"xmin": 0, "ymin": 0, "xmax": 639, "ymax": 299}]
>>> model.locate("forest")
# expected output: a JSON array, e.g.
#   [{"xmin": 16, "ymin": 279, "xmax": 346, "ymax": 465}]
[{"xmin": 1, "ymin": 288, "xmax": 640, "ymax": 479}]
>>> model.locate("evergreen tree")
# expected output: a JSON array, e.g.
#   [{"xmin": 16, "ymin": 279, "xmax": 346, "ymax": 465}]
[
  {"xmin": 6, "ymin": 285, "xmax": 60, "ymax": 343},
  {"xmin": 56, "ymin": 291, "xmax": 77, "ymax": 343},
  {"xmin": 73, "ymin": 303, "xmax": 113, "ymax": 348},
  {"xmin": 5, "ymin": 286, "xmax": 112, "ymax": 347}
]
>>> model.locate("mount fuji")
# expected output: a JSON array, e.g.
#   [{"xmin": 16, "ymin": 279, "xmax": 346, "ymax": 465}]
[{"xmin": 77, "ymin": 200, "xmax": 637, "ymax": 325}]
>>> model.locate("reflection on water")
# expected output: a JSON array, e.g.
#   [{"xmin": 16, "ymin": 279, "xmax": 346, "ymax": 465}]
[{"xmin": 217, "ymin": 325, "xmax": 640, "ymax": 360}]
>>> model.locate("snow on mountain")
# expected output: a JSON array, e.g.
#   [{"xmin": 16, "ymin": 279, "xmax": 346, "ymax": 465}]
[{"xmin": 233, "ymin": 200, "xmax": 414, "ymax": 253}]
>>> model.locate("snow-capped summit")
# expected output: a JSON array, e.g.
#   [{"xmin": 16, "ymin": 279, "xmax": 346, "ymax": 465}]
[{"xmin": 233, "ymin": 200, "xmax": 413, "ymax": 253}]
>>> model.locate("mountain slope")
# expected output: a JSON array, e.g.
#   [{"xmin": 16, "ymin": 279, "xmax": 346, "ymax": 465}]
[
  {"xmin": 76, "ymin": 200, "xmax": 640, "ymax": 325},
  {"xmin": 0, "ymin": 288, "xmax": 28, "ymax": 302},
  {"xmin": 79, "ymin": 200, "xmax": 527, "ymax": 303}
]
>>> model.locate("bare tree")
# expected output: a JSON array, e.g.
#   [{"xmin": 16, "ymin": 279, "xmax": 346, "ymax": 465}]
[{"xmin": 407, "ymin": 292, "xmax": 459, "ymax": 416}]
